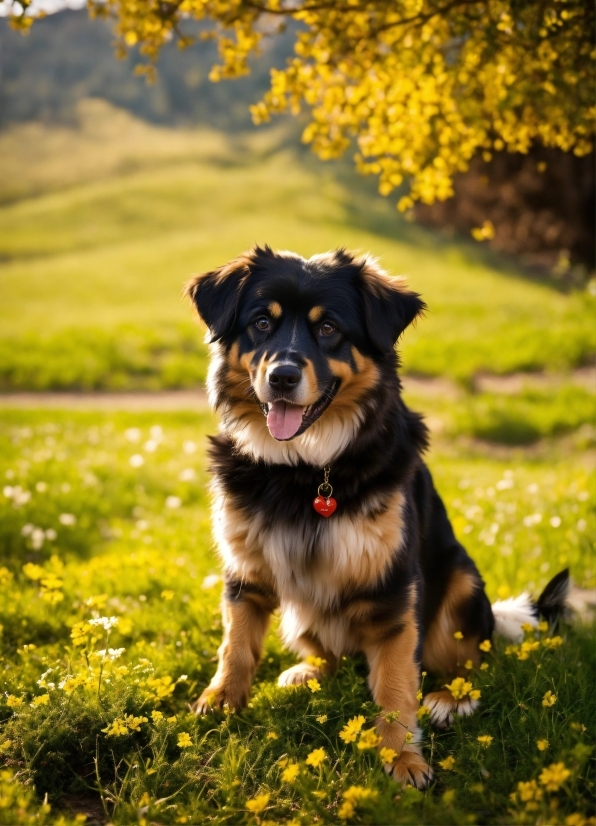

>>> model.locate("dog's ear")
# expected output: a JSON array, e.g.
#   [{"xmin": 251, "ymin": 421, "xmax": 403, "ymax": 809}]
[
  {"xmin": 184, "ymin": 255, "xmax": 252, "ymax": 342},
  {"xmin": 358, "ymin": 257, "xmax": 425, "ymax": 353}
]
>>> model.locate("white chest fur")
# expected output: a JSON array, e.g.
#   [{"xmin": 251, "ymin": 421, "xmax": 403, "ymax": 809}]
[{"xmin": 211, "ymin": 485, "xmax": 405, "ymax": 656}]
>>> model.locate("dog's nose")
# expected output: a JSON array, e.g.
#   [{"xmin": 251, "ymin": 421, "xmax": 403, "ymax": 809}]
[{"xmin": 268, "ymin": 364, "xmax": 302, "ymax": 392}]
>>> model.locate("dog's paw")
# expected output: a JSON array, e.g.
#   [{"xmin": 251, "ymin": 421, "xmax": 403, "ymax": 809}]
[
  {"xmin": 387, "ymin": 748, "xmax": 433, "ymax": 790},
  {"xmin": 191, "ymin": 682, "xmax": 248, "ymax": 714},
  {"xmin": 423, "ymin": 690, "xmax": 479, "ymax": 729},
  {"xmin": 277, "ymin": 663, "xmax": 321, "ymax": 687}
]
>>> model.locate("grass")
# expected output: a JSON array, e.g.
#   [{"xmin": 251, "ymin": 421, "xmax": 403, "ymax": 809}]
[
  {"xmin": 0, "ymin": 99, "xmax": 594, "ymax": 392},
  {"xmin": 0, "ymin": 409, "xmax": 594, "ymax": 824},
  {"xmin": 0, "ymin": 96, "xmax": 594, "ymax": 824}
]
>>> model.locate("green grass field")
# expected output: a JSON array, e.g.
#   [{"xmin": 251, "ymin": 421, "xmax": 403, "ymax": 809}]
[{"xmin": 0, "ymin": 99, "xmax": 594, "ymax": 824}]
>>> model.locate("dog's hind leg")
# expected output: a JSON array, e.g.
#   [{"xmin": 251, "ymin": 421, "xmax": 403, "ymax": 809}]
[
  {"xmin": 421, "ymin": 566, "xmax": 493, "ymax": 728},
  {"xmin": 193, "ymin": 586, "xmax": 274, "ymax": 713},
  {"xmin": 278, "ymin": 632, "xmax": 337, "ymax": 687}
]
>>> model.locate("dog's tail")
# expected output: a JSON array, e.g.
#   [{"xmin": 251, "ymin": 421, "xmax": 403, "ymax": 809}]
[{"xmin": 491, "ymin": 568, "xmax": 570, "ymax": 642}]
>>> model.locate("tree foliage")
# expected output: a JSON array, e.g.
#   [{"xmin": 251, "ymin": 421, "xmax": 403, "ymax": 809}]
[{"xmin": 8, "ymin": 0, "xmax": 595, "ymax": 210}]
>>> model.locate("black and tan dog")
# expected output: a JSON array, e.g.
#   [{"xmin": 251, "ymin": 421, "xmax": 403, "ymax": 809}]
[{"xmin": 185, "ymin": 245, "xmax": 566, "ymax": 788}]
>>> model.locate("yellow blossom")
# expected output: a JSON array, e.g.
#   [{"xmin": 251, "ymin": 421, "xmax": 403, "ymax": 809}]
[
  {"xmin": 539, "ymin": 762, "xmax": 571, "ymax": 791},
  {"xmin": 6, "ymin": 695, "xmax": 24, "ymax": 708},
  {"xmin": 464, "ymin": 659, "xmax": 473, "ymax": 670},
  {"xmin": 338, "ymin": 801, "xmax": 355, "ymax": 820},
  {"xmin": 339, "ymin": 715, "xmax": 366, "ymax": 743},
  {"xmin": 543, "ymin": 636, "xmax": 563, "ymax": 649},
  {"xmin": 469, "ymin": 689, "xmax": 481, "ymax": 701},
  {"xmin": 439, "ymin": 755, "xmax": 456, "ymax": 770},
  {"xmin": 477, "ymin": 735, "xmax": 493, "ymax": 747},
  {"xmin": 102, "ymin": 718, "xmax": 129, "ymax": 737},
  {"xmin": 305, "ymin": 655, "xmax": 326, "ymax": 668},
  {"xmin": 379, "ymin": 747, "xmax": 397, "ymax": 763},
  {"xmin": 305, "ymin": 747, "xmax": 327, "ymax": 768},
  {"xmin": 479, "ymin": 639, "xmax": 492, "ymax": 652},
  {"xmin": 357, "ymin": 728, "xmax": 382, "ymax": 750},
  {"xmin": 125, "ymin": 714, "xmax": 148, "ymax": 732},
  {"xmin": 266, "ymin": 732, "xmax": 278, "ymax": 740},
  {"xmin": 161, "ymin": 590, "xmax": 174, "ymax": 600},
  {"xmin": 151, "ymin": 710, "xmax": 164, "ymax": 722},
  {"xmin": 315, "ymin": 715, "xmax": 327, "ymax": 723},
  {"xmin": 307, "ymin": 678, "xmax": 321, "ymax": 693},
  {"xmin": 246, "ymin": 793, "xmax": 270, "ymax": 813},
  {"xmin": 281, "ymin": 763, "xmax": 300, "ymax": 782},
  {"xmin": 480, "ymin": 662, "xmax": 489, "ymax": 671},
  {"xmin": 30, "ymin": 694, "xmax": 50, "ymax": 707},
  {"xmin": 542, "ymin": 690, "xmax": 557, "ymax": 707},
  {"xmin": 538, "ymin": 621, "xmax": 549, "ymax": 632},
  {"xmin": 537, "ymin": 739, "xmax": 549, "ymax": 751},
  {"xmin": 521, "ymin": 622, "xmax": 535, "ymax": 633},
  {"xmin": 453, "ymin": 631, "xmax": 464, "ymax": 640},
  {"xmin": 565, "ymin": 815, "xmax": 588, "ymax": 826},
  {"xmin": 343, "ymin": 786, "xmax": 377, "ymax": 804},
  {"xmin": 177, "ymin": 732, "xmax": 192, "ymax": 748},
  {"xmin": 404, "ymin": 731, "xmax": 414, "ymax": 743},
  {"xmin": 445, "ymin": 677, "xmax": 473, "ymax": 700},
  {"xmin": 416, "ymin": 705, "xmax": 430, "ymax": 720},
  {"xmin": 517, "ymin": 779, "xmax": 543, "ymax": 802}
]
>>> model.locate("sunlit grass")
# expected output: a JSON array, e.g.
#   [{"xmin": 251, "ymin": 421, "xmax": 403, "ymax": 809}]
[{"xmin": 0, "ymin": 410, "xmax": 593, "ymax": 823}]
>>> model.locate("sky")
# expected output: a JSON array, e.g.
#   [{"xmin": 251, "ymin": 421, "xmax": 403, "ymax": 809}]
[{"xmin": 0, "ymin": 0, "xmax": 86, "ymax": 16}]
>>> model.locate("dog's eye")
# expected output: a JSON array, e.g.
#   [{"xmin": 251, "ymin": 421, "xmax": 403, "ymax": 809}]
[
  {"xmin": 255, "ymin": 317, "xmax": 270, "ymax": 332},
  {"xmin": 319, "ymin": 321, "xmax": 336, "ymax": 337}
]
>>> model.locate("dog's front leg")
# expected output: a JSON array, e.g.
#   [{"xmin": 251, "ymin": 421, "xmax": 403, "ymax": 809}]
[
  {"xmin": 193, "ymin": 591, "xmax": 273, "ymax": 713},
  {"xmin": 363, "ymin": 610, "xmax": 432, "ymax": 790}
]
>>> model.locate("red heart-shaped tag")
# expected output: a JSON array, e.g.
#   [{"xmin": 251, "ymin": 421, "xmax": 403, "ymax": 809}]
[{"xmin": 313, "ymin": 495, "xmax": 337, "ymax": 518}]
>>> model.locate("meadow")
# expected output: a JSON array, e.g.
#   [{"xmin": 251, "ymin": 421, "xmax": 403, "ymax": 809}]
[{"xmin": 0, "ymin": 100, "xmax": 594, "ymax": 824}]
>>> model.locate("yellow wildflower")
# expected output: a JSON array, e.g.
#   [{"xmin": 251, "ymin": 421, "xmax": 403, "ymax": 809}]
[
  {"xmin": 161, "ymin": 590, "xmax": 174, "ymax": 600},
  {"xmin": 305, "ymin": 655, "xmax": 326, "ymax": 668},
  {"xmin": 538, "ymin": 621, "xmax": 549, "ymax": 632},
  {"xmin": 6, "ymin": 695, "xmax": 23, "ymax": 709},
  {"xmin": 125, "ymin": 715, "xmax": 148, "ymax": 732},
  {"xmin": 357, "ymin": 728, "xmax": 382, "ymax": 750},
  {"xmin": 151, "ymin": 710, "xmax": 164, "ymax": 723},
  {"xmin": 266, "ymin": 732, "xmax": 278, "ymax": 740},
  {"xmin": 246, "ymin": 793, "xmax": 270, "ymax": 813},
  {"xmin": 537, "ymin": 739, "xmax": 549, "ymax": 751},
  {"xmin": 565, "ymin": 815, "xmax": 588, "ymax": 826},
  {"xmin": 338, "ymin": 801, "xmax": 355, "ymax": 820},
  {"xmin": 307, "ymin": 678, "xmax": 321, "ymax": 693},
  {"xmin": 416, "ymin": 705, "xmax": 430, "ymax": 720},
  {"xmin": 343, "ymin": 786, "xmax": 377, "ymax": 804},
  {"xmin": 521, "ymin": 622, "xmax": 535, "ymax": 633},
  {"xmin": 439, "ymin": 755, "xmax": 456, "ymax": 770},
  {"xmin": 517, "ymin": 640, "xmax": 540, "ymax": 660},
  {"xmin": 339, "ymin": 715, "xmax": 366, "ymax": 743},
  {"xmin": 404, "ymin": 731, "xmax": 414, "ymax": 744},
  {"xmin": 479, "ymin": 639, "xmax": 492, "ymax": 652},
  {"xmin": 312, "ymin": 790, "xmax": 326, "ymax": 799},
  {"xmin": 305, "ymin": 747, "xmax": 327, "ymax": 768},
  {"xmin": 416, "ymin": 689, "xmax": 423, "ymax": 701},
  {"xmin": 379, "ymin": 747, "xmax": 397, "ymax": 764},
  {"xmin": 517, "ymin": 780, "xmax": 543, "ymax": 802},
  {"xmin": 102, "ymin": 718, "xmax": 129, "ymax": 737},
  {"xmin": 30, "ymin": 694, "xmax": 50, "ymax": 707},
  {"xmin": 177, "ymin": 732, "xmax": 192, "ymax": 748},
  {"xmin": 543, "ymin": 636, "xmax": 563, "ymax": 649},
  {"xmin": 464, "ymin": 659, "xmax": 473, "ymax": 670},
  {"xmin": 281, "ymin": 763, "xmax": 300, "ymax": 782},
  {"xmin": 477, "ymin": 735, "xmax": 493, "ymax": 747},
  {"xmin": 453, "ymin": 631, "xmax": 464, "ymax": 640},
  {"xmin": 542, "ymin": 690, "xmax": 557, "ymax": 707},
  {"xmin": 539, "ymin": 762, "xmax": 571, "ymax": 791},
  {"xmin": 444, "ymin": 677, "xmax": 473, "ymax": 700},
  {"xmin": 480, "ymin": 662, "xmax": 489, "ymax": 671},
  {"xmin": 469, "ymin": 689, "xmax": 481, "ymax": 701},
  {"xmin": 504, "ymin": 644, "xmax": 518, "ymax": 656},
  {"xmin": 315, "ymin": 714, "xmax": 327, "ymax": 723}
]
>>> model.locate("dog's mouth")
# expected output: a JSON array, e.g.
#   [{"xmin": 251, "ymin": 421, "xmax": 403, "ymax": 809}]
[{"xmin": 260, "ymin": 380, "xmax": 340, "ymax": 441}]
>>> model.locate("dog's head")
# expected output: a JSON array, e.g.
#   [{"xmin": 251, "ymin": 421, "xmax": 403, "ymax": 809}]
[{"xmin": 186, "ymin": 246, "xmax": 424, "ymax": 463}]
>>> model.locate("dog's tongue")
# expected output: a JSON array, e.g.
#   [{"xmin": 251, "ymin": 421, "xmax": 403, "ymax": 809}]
[{"xmin": 267, "ymin": 401, "xmax": 305, "ymax": 440}]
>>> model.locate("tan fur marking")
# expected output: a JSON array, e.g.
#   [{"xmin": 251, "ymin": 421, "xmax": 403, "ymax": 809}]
[
  {"xmin": 308, "ymin": 306, "xmax": 324, "ymax": 323},
  {"xmin": 193, "ymin": 595, "xmax": 272, "ymax": 712},
  {"xmin": 268, "ymin": 301, "xmax": 283, "ymax": 319},
  {"xmin": 422, "ymin": 570, "xmax": 482, "ymax": 676},
  {"xmin": 363, "ymin": 596, "xmax": 431, "ymax": 787},
  {"xmin": 329, "ymin": 349, "xmax": 379, "ymax": 410}
]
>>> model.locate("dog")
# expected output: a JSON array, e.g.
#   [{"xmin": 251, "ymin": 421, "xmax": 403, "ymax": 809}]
[{"xmin": 185, "ymin": 245, "xmax": 568, "ymax": 789}]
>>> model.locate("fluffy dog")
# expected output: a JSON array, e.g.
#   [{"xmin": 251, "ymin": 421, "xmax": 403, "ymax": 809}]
[{"xmin": 185, "ymin": 245, "xmax": 566, "ymax": 788}]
